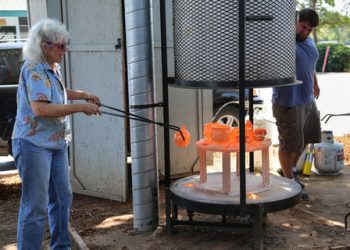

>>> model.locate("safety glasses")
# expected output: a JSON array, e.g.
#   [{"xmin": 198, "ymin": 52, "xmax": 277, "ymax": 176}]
[{"xmin": 43, "ymin": 41, "xmax": 69, "ymax": 51}]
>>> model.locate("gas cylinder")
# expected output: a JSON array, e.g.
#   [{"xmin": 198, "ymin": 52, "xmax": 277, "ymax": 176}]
[{"xmin": 314, "ymin": 130, "xmax": 344, "ymax": 174}]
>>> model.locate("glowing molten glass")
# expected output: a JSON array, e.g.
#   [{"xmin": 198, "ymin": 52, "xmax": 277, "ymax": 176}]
[
  {"xmin": 247, "ymin": 193, "xmax": 259, "ymax": 199},
  {"xmin": 174, "ymin": 126, "xmax": 191, "ymax": 148},
  {"xmin": 202, "ymin": 121, "xmax": 266, "ymax": 145},
  {"xmin": 184, "ymin": 183, "xmax": 194, "ymax": 188},
  {"xmin": 254, "ymin": 128, "xmax": 267, "ymax": 141}
]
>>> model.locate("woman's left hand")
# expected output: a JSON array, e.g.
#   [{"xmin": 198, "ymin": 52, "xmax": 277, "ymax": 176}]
[{"xmin": 84, "ymin": 93, "xmax": 101, "ymax": 105}]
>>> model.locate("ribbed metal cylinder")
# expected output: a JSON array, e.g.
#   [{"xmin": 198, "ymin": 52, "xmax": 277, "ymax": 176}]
[
  {"xmin": 173, "ymin": 0, "xmax": 297, "ymax": 88},
  {"xmin": 124, "ymin": 0, "xmax": 158, "ymax": 232}
]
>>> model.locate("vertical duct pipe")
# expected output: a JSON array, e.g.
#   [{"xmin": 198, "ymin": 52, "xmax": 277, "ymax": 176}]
[{"xmin": 124, "ymin": 0, "xmax": 158, "ymax": 231}]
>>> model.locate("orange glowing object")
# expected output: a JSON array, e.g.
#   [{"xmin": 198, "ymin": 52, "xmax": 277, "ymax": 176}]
[
  {"xmin": 254, "ymin": 128, "xmax": 267, "ymax": 141},
  {"xmin": 174, "ymin": 126, "xmax": 191, "ymax": 148},
  {"xmin": 184, "ymin": 183, "xmax": 194, "ymax": 188},
  {"xmin": 203, "ymin": 123, "xmax": 216, "ymax": 140},
  {"xmin": 245, "ymin": 120, "xmax": 254, "ymax": 143},
  {"xmin": 229, "ymin": 127, "xmax": 239, "ymax": 143},
  {"xmin": 203, "ymin": 122, "xmax": 231, "ymax": 144},
  {"xmin": 211, "ymin": 123, "xmax": 231, "ymax": 143},
  {"xmin": 247, "ymin": 193, "xmax": 259, "ymax": 199},
  {"xmin": 201, "ymin": 121, "xmax": 267, "ymax": 146}
]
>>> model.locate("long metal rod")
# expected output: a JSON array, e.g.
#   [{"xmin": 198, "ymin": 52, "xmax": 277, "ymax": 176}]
[
  {"xmin": 249, "ymin": 89, "xmax": 254, "ymax": 172},
  {"xmin": 100, "ymin": 110, "xmax": 184, "ymax": 140},
  {"xmin": 100, "ymin": 104, "xmax": 182, "ymax": 133},
  {"xmin": 239, "ymin": 0, "xmax": 247, "ymax": 212},
  {"xmin": 160, "ymin": 0, "xmax": 172, "ymax": 234}
]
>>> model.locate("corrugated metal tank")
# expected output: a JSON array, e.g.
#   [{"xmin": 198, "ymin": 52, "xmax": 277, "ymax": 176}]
[{"xmin": 173, "ymin": 0, "xmax": 297, "ymax": 88}]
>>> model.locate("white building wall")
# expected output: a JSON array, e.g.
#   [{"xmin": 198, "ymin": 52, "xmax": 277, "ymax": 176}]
[
  {"xmin": 26, "ymin": 0, "xmax": 47, "ymax": 26},
  {"xmin": 27, "ymin": 0, "xmax": 128, "ymax": 201}
]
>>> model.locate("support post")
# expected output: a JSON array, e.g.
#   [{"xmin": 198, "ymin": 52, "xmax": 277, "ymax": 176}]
[
  {"xmin": 238, "ymin": 0, "xmax": 247, "ymax": 214},
  {"xmin": 252, "ymin": 204, "xmax": 264, "ymax": 250},
  {"xmin": 160, "ymin": 0, "xmax": 172, "ymax": 235}
]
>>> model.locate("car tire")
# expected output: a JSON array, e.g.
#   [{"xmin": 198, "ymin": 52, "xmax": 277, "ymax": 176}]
[
  {"xmin": 8, "ymin": 139, "xmax": 12, "ymax": 156},
  {"xmin": 213, "ymin": 105, "xmax": 240, "ymax": 127}
]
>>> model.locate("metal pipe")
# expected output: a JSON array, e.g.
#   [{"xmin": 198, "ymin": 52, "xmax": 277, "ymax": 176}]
[
  {"xmin": 124, "ymin": 0, "xmax": 158, "ymax": 231},
  {"xmin": 239, "ymin": 0, "xmax": 247, "ymax": 213}
]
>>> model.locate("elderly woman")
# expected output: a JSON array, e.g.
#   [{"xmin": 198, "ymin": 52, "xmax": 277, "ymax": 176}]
[{"xmin": 12, "ymin": 18, "xmax": 100, "ymax": 249}]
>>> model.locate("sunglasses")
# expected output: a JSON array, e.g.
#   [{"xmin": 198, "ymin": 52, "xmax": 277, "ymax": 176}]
[{"xmin": 43, "ymin": 41, "xmax": 69, "ymax": 51}]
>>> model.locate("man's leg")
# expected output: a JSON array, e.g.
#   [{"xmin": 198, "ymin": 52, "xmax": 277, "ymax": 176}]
[
  {"xmin": 273, "ymin": 103, "xmax": 303, "ymax": 178},
  {"xmin": 273, "ymin": 103, "xmax": 309, "ymax": 199},
  {"xmin": 278, "ymin": 149, "xmax": 300, "ymax": 179}
]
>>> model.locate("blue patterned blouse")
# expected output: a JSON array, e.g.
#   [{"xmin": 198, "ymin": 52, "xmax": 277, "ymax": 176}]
[{"xmin": 12, "ymin": 61, "xmax": 71, "ymax": 149}]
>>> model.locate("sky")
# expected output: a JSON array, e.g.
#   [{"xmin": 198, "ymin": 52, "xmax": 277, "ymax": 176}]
[
  {"xmin": 0, "ymin": 0, "xmax": 26, "ymax": 11},
  {"xmin": 333, "ymin": 0, "xmax": 349, "ymax": 14}
]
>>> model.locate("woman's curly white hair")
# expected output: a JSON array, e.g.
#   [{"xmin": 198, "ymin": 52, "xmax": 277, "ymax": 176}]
[{"xmin": 23, "ymin": 18, "xmax": 69, "ymax": 63}]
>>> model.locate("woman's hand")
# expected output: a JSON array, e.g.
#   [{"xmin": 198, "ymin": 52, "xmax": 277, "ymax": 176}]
[
  {"xmin": 66, "ymin": 89, "xmax": 101, "ymax": 105},
  {"xmin": 81, "ymin": 103, "xmax": 101, "ymax": 116},
  {"xmin": 84, "ymin": 93, "xmax": 101, "ymax": 105}
]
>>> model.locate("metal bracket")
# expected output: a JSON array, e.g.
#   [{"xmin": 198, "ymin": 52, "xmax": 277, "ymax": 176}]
[
  {"xmin": 115, "ymin": 38, "xmax": 122, "ymax": 50},
  {"xmin": 246, "ymin": 16, "xmax": 274, "ymax": 21},
  {"xmin": 130, "ymin": 102, "xmax": 164, "ymax": 109}
]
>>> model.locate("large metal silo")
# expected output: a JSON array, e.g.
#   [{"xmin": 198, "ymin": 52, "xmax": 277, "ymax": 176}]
[{"xmin": 173, "ymin": 0, "xmax": 297, "ymax": 88}]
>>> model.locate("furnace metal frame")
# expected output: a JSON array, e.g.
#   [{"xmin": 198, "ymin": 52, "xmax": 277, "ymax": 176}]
[{"xmin": 159, "ymin": 1, "xmax": 301, "ymax": 249}]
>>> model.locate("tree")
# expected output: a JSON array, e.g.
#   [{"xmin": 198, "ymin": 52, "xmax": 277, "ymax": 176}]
[{"xmin": 297, "ymin": 0, "xmax": 335, "ymax": 10}]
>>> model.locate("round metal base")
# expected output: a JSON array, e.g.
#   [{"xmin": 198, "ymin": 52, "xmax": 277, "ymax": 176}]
[
  {"xmin": 195, "ymin": 173, "xmax": 271, "ymax": 196},
  {"xmin": 170, "ymin": 173, "xmax": 301, "ymax": 215},
  {"xmin": 170, "ymin": 78, "xmax": 302, "ymax": 89}
]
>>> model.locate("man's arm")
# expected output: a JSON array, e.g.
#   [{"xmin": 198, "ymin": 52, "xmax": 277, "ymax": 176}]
[{"xmin": 313, "ymin": 72, "xmax": 320, "ymax": 99}]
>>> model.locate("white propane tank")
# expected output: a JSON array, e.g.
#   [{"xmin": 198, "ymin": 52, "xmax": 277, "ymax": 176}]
[
  {"xmin": 314, "ymin": 130, "xmax": 344, "ymax": 174},
  {"xmin": 252, "ymin": 116, "xmax": 272, "ymax": 170}
]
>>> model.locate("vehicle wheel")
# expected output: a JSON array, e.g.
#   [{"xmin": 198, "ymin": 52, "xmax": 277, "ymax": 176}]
[
  {"xmin": 8, "ymin": 139, "xmax": 12, "ymax": 156},
  {"xmin": 213, "ymin": 105, "xmax": 240, "ymax": 127}
]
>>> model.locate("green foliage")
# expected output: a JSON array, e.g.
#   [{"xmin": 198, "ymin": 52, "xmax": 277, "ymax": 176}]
[
  {"xmin": 319, "ymin": 9, "xmax": 350, "ymax": 27},
  {"xmin": 297, "ymin": 0, "xmax": 335, "ymax": 9},
  {"xmin": 316, "ymin": 43, "xmax": 350, "ymax": 72},
  {"xmin": 318, "ymin": 26, "xmax": 350, "ymax": 44}
]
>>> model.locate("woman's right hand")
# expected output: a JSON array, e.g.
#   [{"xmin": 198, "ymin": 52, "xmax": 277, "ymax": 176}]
[{"xmin": 81, "ymin": 103, "xmax": 101, "ymax": 116}]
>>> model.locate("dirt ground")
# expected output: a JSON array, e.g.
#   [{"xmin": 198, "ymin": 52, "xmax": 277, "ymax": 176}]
[{"xmin": 2, "ymin": 143, "xmax": 350, "ymax": 249}]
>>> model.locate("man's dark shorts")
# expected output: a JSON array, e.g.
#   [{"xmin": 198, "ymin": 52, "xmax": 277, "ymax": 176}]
[{"xmin": 273, "ymin": 101, "xmax": 321, "ymax": 153}]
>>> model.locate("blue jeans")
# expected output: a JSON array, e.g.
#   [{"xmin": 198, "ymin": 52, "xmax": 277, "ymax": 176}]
[{"xmin": 12, "ymin": 138, "xmax": 72, "ymax": 250}]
